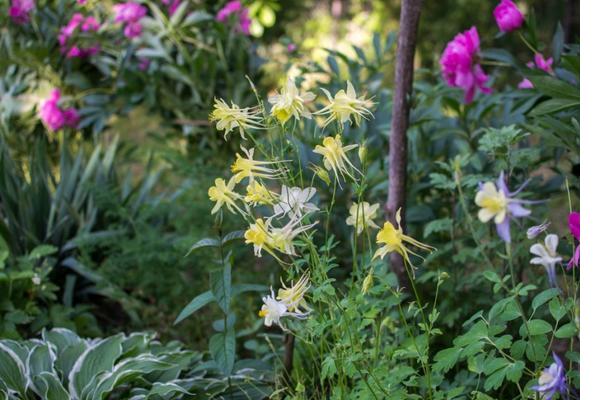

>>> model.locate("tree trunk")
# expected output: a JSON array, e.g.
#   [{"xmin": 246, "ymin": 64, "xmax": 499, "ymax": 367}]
[{"xmin": 386, "ymin": 0, "xmax": 423, "ymax": 288}]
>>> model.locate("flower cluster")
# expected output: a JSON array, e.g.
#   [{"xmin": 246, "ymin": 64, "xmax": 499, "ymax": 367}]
[
  {"xmin": 208, "ymin": 79, "xmax": 433, "ymax": 328},
  {"xmin": 58, "ymin": 13, "xmax": 101, "ymax": 58},
  {"xmin": 39, "ymin": 89, "xmax": 79, "ymax": 131},
  {"xmin": 519, "ymin": 53, "xmax": 554, "ymax": 89},
  {"xmin": 440, "ymin": 27, "xmax": 492, "ymax": 103},
  {"xmin": 113, "ymin": 2, "xmax": 146, "ymax": 39},
  {"xmin": 9, "ymin": 0, "xmax": 35, "ymax": 25},
  {"xmin": 215, "ymin": 0, "xmax": 252, "ymax": 35}
]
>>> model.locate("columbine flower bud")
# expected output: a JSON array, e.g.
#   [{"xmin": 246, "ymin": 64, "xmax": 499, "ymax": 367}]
[
  {"xmin": 358, "ymin": 144, "xmax": 367, "ymax": 164},
  {"xmin": 361, "ymin": 268, "xmax": 374, "ymax": 295},
  {"xmin": 312, "ymin": 166, "xmax": 331, "ymax": 186}
]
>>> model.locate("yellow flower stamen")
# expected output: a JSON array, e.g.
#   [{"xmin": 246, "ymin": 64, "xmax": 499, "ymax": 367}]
[{"xmin": 209, "ymin": 98, "xmax": 263, "ymax": 140}]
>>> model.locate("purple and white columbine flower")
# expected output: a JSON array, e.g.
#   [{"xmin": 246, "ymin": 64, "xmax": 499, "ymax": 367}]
[
  {"xmin": 530, "ymin": 234, "xmax": 562, "ymax": 288},
  {"xmin": 527, "ymin": 220, "xmax": 551, "ymax": 239},
  {"xmin": 474, "ymin": 171, "xmax": 532, "ymax": 243},
  {"xmin": 532, "ymin": 353, "xmax": 568, "ymax": 400}
]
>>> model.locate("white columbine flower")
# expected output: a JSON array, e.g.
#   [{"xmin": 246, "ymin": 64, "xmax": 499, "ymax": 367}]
[
  {"xmin": 530, "ymin": 234, "xmax": 562, "ymax": 287},
  {"xmin": 273, "ymin": 185, "xmax": 319, "ymax": 220},
  {"xmin": 258, "ymin": 289, "xmax": 307, "ymax": 328}
]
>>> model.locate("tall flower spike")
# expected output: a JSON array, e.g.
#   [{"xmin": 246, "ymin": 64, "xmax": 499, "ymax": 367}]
[
  {"xmin": 268, "ymin": 77, "xmax": 316, "ymax": 124},
  {"xmin": 208, "ymin": 177, "xmax": 241, "ymax": 214},
  {"xmin": 313, "ymin": 134, "xmax": 360, "ymax": 186},
  {"xmin": 373, "ymin": 209, "xmax": 435, "ymax": 268},
  {"xmin": 277, "ymin": 273, "xmax": 311, "ymax": 313},
  {"xmin": 231, "ymin": 147, "xmax": 283, "ymax": 183},
  {"xmin": 316, "ymin": 81, "xmax": 373, "ymax": 127},
  {"xmin": 475, "ymin": 171, "xmax": 532, "ymax": 243},
  {"xmin": 209, "ymin": 98, "xmax": 263, "ymax": 140},
  {"xmin": 530, "ymin": 234, "xmax": 562, "ymax": 288}
]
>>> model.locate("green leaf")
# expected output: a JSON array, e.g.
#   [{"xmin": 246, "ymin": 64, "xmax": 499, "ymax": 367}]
[
  {"xmin": 549, "ymin": 298, "xmax": 567, "ymax": 321},
  {"xmin": 424, "ymin": 218, "xmax": 453, "ymax": 238},
  {"xmin": 482, "ymin": 271, "xmax": 502, "ymax": 284},
  {"xmin": 68, "ymin": 334, "xmax": 124, "ymax": 398},
  {"xmin": 320, "ymin": 356, "xmax": 337, "ymax": 383},
  {"xmin": 532, "ymin": 288, "xmax": 561, "ymax": 312},
  {"xmin": 27, "ymin": 344, "xmax": 54, "ymax": 379},
  {"xmin": 0, "ymin": 343, "xmax": 26, "ymax": 396},
  {"xmin": 147, "ymin": 382, "xmax": 192, "ymax": 399},
  {"xmin": 221, "ymin": 230, "xmax": 245, "ymax": 246},
  {"xmin": 209, "ymin": 330, "xmax": 235, "ymax": 375},
  {"xmin": 555, "ymin": 323, "xmax": 577, "ymax": 339},
  {"xmin": 484, "ymin": 367, "xmax": 506, "ymax": 391},
  {"xmin": 523, "ymin": 319, "xmax": 553, "ymax": 336},
  {"xmin": 28, "ymin": 244, "xmax": 58, "ymax": 259},
  {"xmin": 529, "ymin": 98, "xmax": 579, "ymax": 116},
  {"xmin": 433, "ymin": 347, "xmax": 462, "ymax": 373},
  {"xmin": 211, "ymin": 260, "xmax": 232, "ymax": 313},
  {"xmin": 505, "ymin": 361, "xmax": 525, "ymax": 383},
  {"xmin": 528, "ymin": 76, "xmax": 579, "ymax": 100},
  {"xmin": 174, "ymin": 291, "xmax": 215, "ymax": 325},
  {"xmin": 185, "ymin": 238, "xmax": 220, "ymax": 256},
  {"xmin": 32, "ymin": 372, "xmax": 70, "ymax": 400}
]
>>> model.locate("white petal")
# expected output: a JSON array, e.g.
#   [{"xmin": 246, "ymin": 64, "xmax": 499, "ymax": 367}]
[{"xmin": 545, "ymin": 234, "xmax": 559, "ymax": 253}]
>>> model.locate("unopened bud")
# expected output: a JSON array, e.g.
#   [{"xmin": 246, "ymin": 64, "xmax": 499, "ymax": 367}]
[
  {"xmin": 361, "ymin": 268, "xmax": 374, "ymax": 295},
  {"xmin": 358, "ymin": 144, "xmax": 367, "ymax": 164}
]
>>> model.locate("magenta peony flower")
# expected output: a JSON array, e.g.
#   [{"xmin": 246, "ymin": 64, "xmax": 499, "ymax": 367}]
[
  {"xmin": 519, "ymin": 53, "xmax": 553, "ymax": 89},
  {"xmin": 493, "ymin": 0, "xmax": 524, "ymax": 33},
  {"xmin": 567, "ymin": 212, "xmax": 580, "ymax": 269},
  {"xmin": 58, "ymin": 13, "xmax": 101, "ymax": 58},
  {"xmin": 216, "ymin": 0, "xmax": 252, "ymax": 35},
  {"xmin": 39, "ymin": 89, "xmax": 80, "ymax": 131},
  {"xmin": 518, "ymin": 78, "xmax": 534, "ymax": 89},
  {"xmin": 161, "ymin": 0, "xmax": 181, "ymax": 15},
  {"xmin": 440, "ymin": 26, "xmax": 492, "ymax": 103},
  {"xmin": 9, "ymin": 0, "xmax": 35, "ymax": 24},
  {"xmin": 113, "ymin": 2, "xmax": 146, "ymax": 38}
]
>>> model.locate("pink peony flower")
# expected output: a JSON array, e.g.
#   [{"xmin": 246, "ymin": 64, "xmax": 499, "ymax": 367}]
[
  {"xmin": 519, "ymin": 53, "xmax": 553, "ymax": 89},
  {"xmin": 9, "ymin": 0, "xmax": 35, "ymax": 24},
  {"xmin": 113, "ymin": 2, "xmax": 146, "ymax": 38},
  {"xmin": 493, "ymin": 0, "xmax": 524, "ymax": 33},
  {"xmin": 39, "ymin": 89, "xmax": 80, "ymax": 131},
  {"xmin": 518, "ymin": 78, "xmax": 533, "ymax": 89},
  {"xmin": 567, "ymin": 212, "xmax": 580, "ymax": 269},
  {"xmin": 161, "ymin": 0, "xmax": 181, "ymax": 16},
  {"xmin": 216, "ymin": 0, "xmax": 252, "ymax": 35},
  {"xmin": 58, "ymin": 13, "xmax": 101, "ymax": 58},
  {"xmin": 440, "ymin": 26, "xmax": 492, "ymax": 103}
]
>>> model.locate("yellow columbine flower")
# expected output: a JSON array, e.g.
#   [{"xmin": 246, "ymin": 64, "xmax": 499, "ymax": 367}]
[
  {"xmin": 244, "ymin": 218, "xmax": 272, "ymax": 257},
  {"xmin": 277, "ymin": 273, "xmax": 311, "ymax": 313},
  {"xmin": 475, "ymin": 182, "xmax": 508, "ymax": 224},
  {"xmin": 207, "ymin": 177, "xmax": 241, "ymax": 214},
  {"xmin": 373, "ymin": 209, "xmax": 434, "ymax": 267},
  {"xmin": 244, "ymin": 181, "xmax": 276, "ymax": 206},
  {"xmin": 231, "ymin": 147, "xmax": 282, "ymax": 183},
  {"xmin": 316, "ymin": 81, "xmax": 373, "ymax": 127},
  {"xmin": 346, "ymin": 202, "xmax": 379, "ymax": 234},
  {"xmin": 209, "ymin": 98, "xmax": 263, "ymax": 140},
  {"xmin": 313, "ymin": 134, "xmax": 360, "ymax": 184},
  {"xmin": 268, "ymin": 77, "xmax": 316, "ymax": 124}
]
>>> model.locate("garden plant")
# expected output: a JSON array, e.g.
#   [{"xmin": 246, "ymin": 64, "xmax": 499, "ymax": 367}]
[{"xmin": 0, "ymin": 0, "xmax": 579, "ymax": 399}]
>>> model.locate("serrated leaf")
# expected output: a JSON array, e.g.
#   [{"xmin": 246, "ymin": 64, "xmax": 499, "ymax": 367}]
[{"xmin": 433, "ymin": 347, "xmax": 462, "ymax": 373}]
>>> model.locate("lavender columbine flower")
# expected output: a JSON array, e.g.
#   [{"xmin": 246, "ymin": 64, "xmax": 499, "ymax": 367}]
[
  {"xmin": 532, "ymin": 353, "xmax": 568, "ymax": 400},
  {"xmin": 527, "ymin": 220, "xmax": 551, "ymax": 239},
  {"xmin": 530, "ymin": 234, "xmax": 562, "ymax": 288},
  {"xmin": 475, "ymin": 171, "xmax": 532, "ymax": 243}
]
